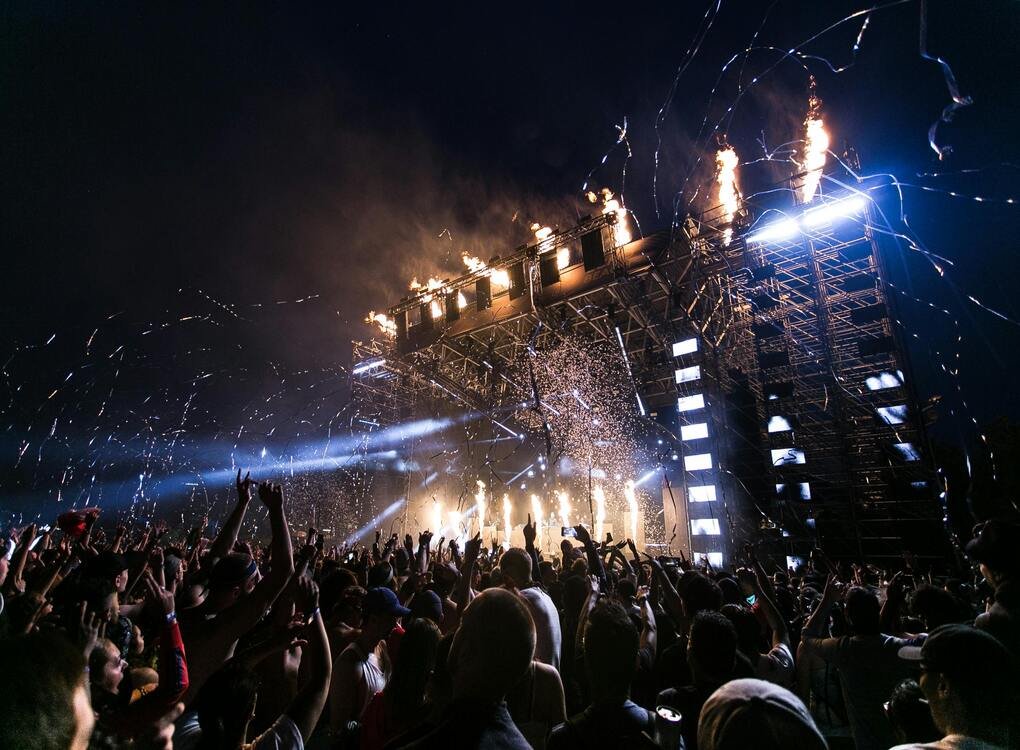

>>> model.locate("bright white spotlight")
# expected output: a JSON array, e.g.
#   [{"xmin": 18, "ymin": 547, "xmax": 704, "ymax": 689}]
[
  {"xmin": 802, "ymin": 195, "xmax": 867, "ymax": 227},
  {"xmin": 747, "ymin": 218, "xmax": 799, "ymax": 244},
  {"xmin": 352, "ymin": 357, "xmax": 386, "ymax": 375}
]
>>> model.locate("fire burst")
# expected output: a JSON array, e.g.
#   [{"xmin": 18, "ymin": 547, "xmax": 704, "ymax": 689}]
[
  {"xmin": 502, "ymin": 493, "xmax": 512, "ymax": 549},
  {"xmin": 715, "ymin": 145, "xmax": 739, "ymax": 246},
  {"xmin": 800, "ymin": 78, "xmax": 829, "ymax": 204},
  {"xmin": 557, "ymin": 490, "xmax": 571, "ymax": 529},
  {"xmin": 531, "ymin": 494, "xmax": 544, "ymax": 549},
  {"xmin": 462, "ymin": 254, "xmax": 510, "ymax": 289},
  {"xmin": 474, "ymin": 480, "xmax": 487, "ymax": 533},
  {"xmin": 593, "ymin": 485, "xmax": 606, "ymax": 544},
  {"xmin": 410, "ymin": 277, "xmax": 446, "ymax": 320},
  {"xmin": 365, "ymin": 311, "xmax": 396, "ymax": 336},
  {"xmin": 624, "ymin": 480, "xmax": 638, "ymax": 542}
]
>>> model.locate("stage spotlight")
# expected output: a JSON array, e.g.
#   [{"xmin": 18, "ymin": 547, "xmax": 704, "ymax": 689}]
[
  {"xmin": 747, "ymin": 217, "xmax": 799, "ymax": 244},
  {"xmin": 801, "ymin": 195, "xmax": 866, "ymax": 227}
]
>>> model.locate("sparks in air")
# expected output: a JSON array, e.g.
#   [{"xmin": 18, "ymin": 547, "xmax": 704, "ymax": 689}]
[
  {"xmin": 557, "ymin": 490, "xmax": 571, "ymax": 529},
  {"xmin": 715, "ymin": 145, "xmax": 740, "ymax": 246},
  {"xmin": 800, "ymin": 78, "xmax": 829, "ymax": 204}
]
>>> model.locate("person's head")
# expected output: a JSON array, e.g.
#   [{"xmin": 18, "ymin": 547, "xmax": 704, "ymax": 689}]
[
  {"xmin": 362, "ymin": 586, "xmax": 410, "ymax": 640},
  {"xmin": 499, "ymin": 548, "xmax": 532, "ymax": 589},
  {"xmin": 385, "ymin": 617, "xmax": 441, "ymax": 714},
  {"xmin": 910, "ymin": 584, "xmax": 965, "ymax": 631},
  {"xmin": 569, "ymin": 557, "xmax": 588, "ymax": 578},
  {"xmin": 79, "ymin": 576, "xmax": 119, "ymax": 623},
  {"xmin": 966, "ymin": 518, "xmax": 1020, "ymax": 587},
  {"xmin": 697, "ymin": 678, "xmax": 827, "ymax": 750},
  {"xmin": 205, "ymin": 553, "xmax": 260, "ymax": 612},
  {"xmin": 844, "ymin": 586, "xmax": 881, "ymax": 635},
  {"xmin": 721, "ymin": 603, "xmax": 764, "ymax": 656},
  {"xmin": 0, "ymin": 630, "xmax": 94, "ymax": 750},
  {"xmin": 688, "ymin": 610, "xmax": 737, "ymax": 685},
  {"xmin": 899, "ymin": 623, "xmax": 1016, "ymax": 739},
  {"xmin": 717, "ymin": 577, "xmax": 744, "ymax": 607},
  {"xmin": 89, "ymin": 638, "xmax": 128, "ymax": 695},
  {"xmin": 408, "ymin": 589, "xmax": 444, "ymax": 626},
  {"xmin": 539, "ymin": 560, "xmax": 557, "ymax": 587},
  {"xmin": 562, "ymin": 574, "xmax": 589, "ymax": 618},
  {"xmin": 367, "ymin": 561, "xmax": 395, "ymax": 591},
  {"xmin": 88, "ymin": 552, "xmax": 129, "ymax": 594},
  {"xmin": 195, "ymin": 660, "xmax": 261, "ymax": 748},
  {"xmin": 0, "ymin": 550, "xmax": 9, "ymax": 587},
  {"xmin": 681, "ymin": 573, "xmax": 723, "ymax": 615},
  {"xmin": 584, "ymin": 600, "xmax": 639, "ymax": 700},
  {"xmin": 885, "ymin": 679, "xmax": 940, "ymax": 745},
  {"xmin": 448, "ymin": 588, "xmax": 535, "ymax": 702}
]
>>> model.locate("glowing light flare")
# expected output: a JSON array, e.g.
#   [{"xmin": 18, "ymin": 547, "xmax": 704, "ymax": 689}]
[
  {"xmin": 557, "ymin": 490, "xmax": 571, "ymax": 529},
  {"xmin": 502, "ymin": 493, "xmax": 512, "ymax": 549},
  {"xmin": 457, "ymin": 291, "xmax": 467, "ymax": 309},
  {"xmin": 593, "ymin": 486, "xmax": 606, "ymax": 544},
  {"xmin": 624, "ymin": 480, "xmax": 638, "ymax": 542},
  {"xmin": 799, "ymin": 80, "xmax": 829, "ymax": 204},
  {"xmin": 715, "ymin": 146, "xmax": 740, "ymax": 246},
  {"xmin": 474, "ymin": 480, "xmax": 487, "ymax": 530},
  {"xmin": 365, "ymin": 311, "xmax": 397, "ymax": 337},
  {"xmin": 530, "ymin": 494, "xmax": 544, "ymax": 549},
  {"xmin": 557, "ymin": 247, "xmax": 570, "ymax": 270},
  {"xmin": 431, "ymin": 499, "xmax": 444, "ymax": 540},
  {"xmin": 462, "ymin": 254, "xmax": 510, "ymax": 289}
]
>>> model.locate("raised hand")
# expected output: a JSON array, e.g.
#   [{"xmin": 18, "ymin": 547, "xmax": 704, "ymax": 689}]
[
  {"xmin": 523, "ymin": 514, "xmax": 537, "ymax": 546},
  {"xmin": 464, "ymin": 532, "xmax": 483, "ymax": 563},
  {"xmin": 79, "ymin": 602, "xmax": 106, "ymax": 657},
  {"xmin": 236, "ymin": 468, "xmax": 254, "ymax": 504},
  {"xmin": 822, "ymin": 573, "xmax": 845, "ymax": 604},
  {"xmin": 295, "ymin": 575, "xmax": 320, "ymax": 620},
  {"xmin": 143, "ymin": 571, "xmax": 176, "ymax": 617},
  {"xmin": 572, "ymin": 523, "xmax": 592, "ymax": 546},
  {"xmin": 257, "ymin": 481, "xmax": 284, "ymax": 511}
]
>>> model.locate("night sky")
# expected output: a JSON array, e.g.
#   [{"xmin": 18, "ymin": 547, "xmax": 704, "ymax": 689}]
[{"xmin": 2, "ymin": 1, "xmax": 1019, "ymax": 520}]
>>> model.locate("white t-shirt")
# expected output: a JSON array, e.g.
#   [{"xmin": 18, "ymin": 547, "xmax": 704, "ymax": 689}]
[{"xmin": 519, "ymin": 586, "xmax": 561, "ymax": 671}]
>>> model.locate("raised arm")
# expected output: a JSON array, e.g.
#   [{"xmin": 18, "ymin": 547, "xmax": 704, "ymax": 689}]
[
  {"xmin": 802, "ymin": 575, "xmax": 843, "ymax": 641},
  {"xmin": 284, "ymin": 577, "xmax": 332, "ymax": 743},
  {"xmin": 216, "ymin": 481, "xmax": 295, "ymax": 642},
  {"xmin": 207, "ymin": 470, "xmax": 253, "ymax": 563},
  {"xmin": 5, "ymin": 523, "xmax": 36, "ymax": 595},
  {"xmin": 747, "ymin": 570, "xmax": 788, "ymax": 649},
  {"xmin": 638, "ymin": 586, "xmax": 657, "ymax": 659},
  {"xmin": 523, "ymin": 515, "xmax": 541, "ymax": 584}
]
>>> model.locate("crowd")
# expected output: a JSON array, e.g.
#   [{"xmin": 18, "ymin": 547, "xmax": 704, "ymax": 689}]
[{"xmin": 0, "ymin": 471, "xmax": 1017, "ymax": 749}]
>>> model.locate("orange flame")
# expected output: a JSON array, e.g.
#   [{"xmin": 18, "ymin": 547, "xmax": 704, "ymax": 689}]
[
  {"xmin": 800, "ymin": 80, "xmax": 829, "ymax": 203},
  {"xmin": 365, "ymin": 311, "xmax": 396, "ymax": 336},
  {"xmin": 462, "ymin": 254, "xmax": 510, "ymax": 289},
  {"xmin": 715, "ymin": 146, "xmax": 739, "ymax": 246}
]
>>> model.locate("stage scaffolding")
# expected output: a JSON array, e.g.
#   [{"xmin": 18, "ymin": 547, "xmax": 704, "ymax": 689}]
[{"xmin": 350, "ymin": 166, "xmax": 946, "ymax": 563}]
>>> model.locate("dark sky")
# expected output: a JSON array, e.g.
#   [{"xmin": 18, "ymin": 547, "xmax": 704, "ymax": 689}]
[{"xmin": 2, "ymin": 1, "xmax": 1019, "ymax": 517}]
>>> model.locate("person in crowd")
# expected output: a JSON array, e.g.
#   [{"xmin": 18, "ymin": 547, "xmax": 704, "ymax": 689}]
[
  {"xmin": 329, "ymin": 586, "xmax": 409, "ymax": 735},
  {"xmin": 657, "ymin": 610, "xmax": 743, "ymax": 750},
  {"xmin": 548, "ymin": 600, "xmax": 656, "ymax": 749},
  {"xmin": 360, "ymin": 617, "xmax": 441, "ymax": 750},
  {"xmin": 177, "ymin": 479, "xmax": 295, "ymax": 706},
  {"xmin": 697, "ymin": 678, "xmax": 828, "ymax": 750},
  {"xmin": 885, "ymin": 679, "xmax": 941, "ymax": 747},
  {"xmin": 504, "ymin": 515, "xmax": 562, "ymax": 670},
  {"xmin": 395, "ymin": 587, "xmax": 535, "ymax": 748},
  {"xmin": 799, "ymin": 575, "xmax": 921, "ymax": 750},
  {"xmin": 965, "ymin": 517, "xmax": 1020, "ymax": 654},
  {"xmin": 893, "ymin": 623, "xmax": 1017, "ymax": 749}
]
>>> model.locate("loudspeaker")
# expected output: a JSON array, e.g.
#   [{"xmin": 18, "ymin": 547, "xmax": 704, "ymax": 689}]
[
  {"xmin": 509, "ymin": 262, "xmax": 527, "ymax": 300},
  {"xmin": 395, "ymin": 311, "xmax": 408, "ymax": 340},
  {"xmin": 581, "ymin": 229, "xmax": 605, "ymax": 270},
  {"xmin": 476, "ymin": 277, "xmax": 491, "ymax": 311},
  {"xmin": 445, "ymin": 291, "xmax": 460, "ymax": 323},
  {"xmin": 539, "ymin": 254, "xmax": 560, "ymax": 286},
  {"xmin": 419, "ymin": 303, "xmax": 433, "ymax": 331}
]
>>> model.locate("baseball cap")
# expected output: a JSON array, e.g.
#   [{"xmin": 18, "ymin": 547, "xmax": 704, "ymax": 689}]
[
  {"xmin": 408, "ymin": 590, "xmax": 443, "ymax": 624},
  {"xmin": 364, "ymin": 587, "xmax": 411, "ymax": 618},
  {"xmin": 898, "ymin": 623, "xmax": 1014, "ymax": 686},
  {"xmin": 965, "ymin": 519, "xmax": 1020, "ymax": 575},
  {"xmin": 698, "ymin": 678, "xmax": 827, "ymax": 750}
]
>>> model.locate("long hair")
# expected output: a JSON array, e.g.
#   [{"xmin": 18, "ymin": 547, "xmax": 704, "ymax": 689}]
[{"xmin": 384, "ymin": 617, "xmax": 441, "ymax": 719}]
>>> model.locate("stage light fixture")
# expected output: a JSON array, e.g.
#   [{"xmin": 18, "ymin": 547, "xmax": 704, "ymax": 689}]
[
  {"xmin": 352, "ymin": 358, "xmax": 386, "ymax": 375},
  {"xmin": 688, "ymin": 485, "xmax": 716, "ymax": 502},
  {"xmin": 801, "ymin": 195, "xmax": 866, "ymax": 227},
  {"xmin": 680, "ymin": 423, "xmax": 709, "ymax": 441},
  {"xmin": 747, "ymin": 217, "xmax": 799, "ymax": 244}
]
